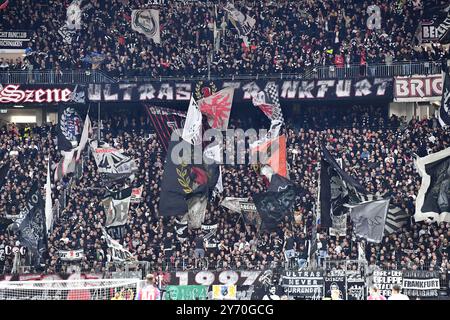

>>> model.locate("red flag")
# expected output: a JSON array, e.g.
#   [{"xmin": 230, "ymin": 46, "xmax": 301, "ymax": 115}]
[
  {"xmin": 251, "ymin": 135, "xmax": 287, "ymax": 177},
  {"xmin": 198, "ymin": 87, "xmax": 234, "ymax": 130},
  {"xmin": 0, "ymin": 0, "xmax": 9, "ymax": 10}
]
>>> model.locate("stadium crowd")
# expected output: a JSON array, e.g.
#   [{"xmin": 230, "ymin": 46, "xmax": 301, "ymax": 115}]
[
  {"xmin": 0, "ymin": 104, "xmax": 449, "ymax": 277},
  {"xmin": 0, "ymin": 0, "xmax": 449, "ymax": 78}
]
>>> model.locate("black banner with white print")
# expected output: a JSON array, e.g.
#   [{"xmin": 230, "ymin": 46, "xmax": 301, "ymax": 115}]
[
  {"xmin": 281, "ymin": 271, "xmax": 324, "ymax": 299},
  {"xmin": 402, "ymin": 270, "xmax": 440, "ymax": 298},
  {"xmin": 87, "ymin": 78, "xmax": 393, "ymax": 103}
]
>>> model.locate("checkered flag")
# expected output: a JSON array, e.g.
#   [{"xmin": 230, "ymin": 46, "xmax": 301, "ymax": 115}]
[{"xmin": 252, "ymin": 83, "xmax": 284, "ymax": 122}]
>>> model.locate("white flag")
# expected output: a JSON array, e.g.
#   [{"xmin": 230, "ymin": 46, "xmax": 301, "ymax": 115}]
[
  {"xmin": 45, "ymin": 161, "xmax": 53, "ymax": 232},
  {"xmin": 131, "ymin": 9, "xmax": 161, "ymax": 44},
  {"xmin": 249, "ymin": 119, "xmax": 282, "ymax": 149},
  {"xmin": 182, "ymin": 96, "xmax": 203, "ymax": 145},
  {"xmin": 204, "ymin": 143, "xmax": 223, "ymax": 196},
  {"xmin": 75, "ymin": 114, "xmax": 91, "ymax": 161}
]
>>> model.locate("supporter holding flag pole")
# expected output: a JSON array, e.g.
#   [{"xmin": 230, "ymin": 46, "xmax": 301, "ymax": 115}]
[
  {"xmin": 75, "ymin": 113, "xmax": 92, "ymax": 161},
  {"xmin": 45, "ymin": 159, "xmax": 53, "ymax": 233},
  {"xmin": 438, "ymin": 65, "xmax": 450, "ymax": 127}
]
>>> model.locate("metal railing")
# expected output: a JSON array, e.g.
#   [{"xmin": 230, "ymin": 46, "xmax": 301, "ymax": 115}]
[
  {"xmin": 0, "ymin": 70, "xmax": 115, "ymax": 84},
  {"xmin": 119, "ymin": 61, "xmax": 444, "ymax": 82},
  {"xmin": 0, "ymin": 61, "xmax": 444, "ymax": 84}
]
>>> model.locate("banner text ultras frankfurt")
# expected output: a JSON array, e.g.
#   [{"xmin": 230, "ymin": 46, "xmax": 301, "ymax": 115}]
[{"xmin": 87, "ymin": 78, "xmax": 393, "ymax": 102}]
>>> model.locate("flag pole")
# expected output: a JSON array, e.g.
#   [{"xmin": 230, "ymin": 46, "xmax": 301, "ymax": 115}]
[
  {"xmin": 97, "ymin": 102, "xmax": 101, "ymax": 141},
  {"xmin": 308, "ymin": 160, "xmax": 320, "ymax": 269}
]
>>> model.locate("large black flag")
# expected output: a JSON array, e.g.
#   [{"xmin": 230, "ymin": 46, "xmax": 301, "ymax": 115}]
[
  {"xmin": 268, "ymin": 174, "xmax": 294, "ymax": 192},
  {"xmin": 253, "ymin": 176, "xmax": 297, "ymax": 231},
  {"xmin": 438, "ymin": 70, "xmax": 450, "ymax": 127},
  {"xmin": 159, "ymin": 138, "xmax": 219, "ymax": 217},
  {"xmin": 415, "ymin": 147, "xmax": 450, "ymax": 223},
  {"xmin": 57, "ymin": 106, "xmax": 82, "ymax": 152},
  {"xmin": 319, "ymin": 145, "xmax": 367, "ymax": 228},
  {"xmin": 14, "ymin": 182, "xmax": 47, "ymax": 266}
]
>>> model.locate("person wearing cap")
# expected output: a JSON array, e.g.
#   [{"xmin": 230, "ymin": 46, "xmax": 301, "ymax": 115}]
[{"xmin": 135, "ymin": 274, "xmax": 161, "ymax": 300}]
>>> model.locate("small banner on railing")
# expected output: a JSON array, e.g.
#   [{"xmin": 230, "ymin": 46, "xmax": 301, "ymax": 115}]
[{"xmin": 59, "ymin": 249, "xmax": 84, "ymax": 261}]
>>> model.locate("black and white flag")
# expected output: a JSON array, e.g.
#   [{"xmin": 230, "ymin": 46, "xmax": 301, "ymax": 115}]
[
  {"xmin": 102, "ymin": 227, "xmax": 135, "ymax": 262},
  {"xmin": 58, "ymin": 0, "xmax": 83, "ymax": 44},
  {"xmin": 253, "ymin": 177, "xmax": 297, "ymax": 231},
  {"xmin": 58, "ymin": 106, "xmax": 82, "ymax": 152},
  {"xmin": 13, "ymin": 182, "xmax": 47, "ymax": 266},
  {"xmin": 182, "ymin": 97, "xmax": 203, "ymax": 145},
  {"xmin": 102, "ymin": 187, "xmax": 132, "ymax": 228},
  {"xmin": 438, "ymin": 71, "xmax": 450, "ymax": 127},
  {"xmin": 346, "ymin": 199, "xmax": 389, "ymax": 243},
  {"xmin": 221, "ymin": 197, "xmax": 247, "ymax": 213},
  {"xmin": 384, "ymin": 204, "xmax": 409, "ymax": 234},
  {"xmin": 319, "ymin": 145, "xmax": 367, "ymax": 228},
  {"xmin": 174, "ymin": 218, "xmax": 189, "ymax": 242},
  {"xmin": 59, "ymin": 249, "xmax": 84, "ymax": 261},
  {"xmin": 90, "ymin": 140, "xmax": 138, "ymax": 186},
  {"xmin": 131, "ymin": 9, "xmax": 161, "ymax": 44},
  {"xmin": 415, "ymin": 147, "xmax": 450, "ymax": 223},
  {"xmin": 223, "ymin": 3, "xmax": 255, "ymax": 45}
]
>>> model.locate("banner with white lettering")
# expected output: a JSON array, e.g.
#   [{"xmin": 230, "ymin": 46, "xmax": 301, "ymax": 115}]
[
  {"xmin": 402, "ymin": 270, "xmax": 440, "ymax": 298},
  {"xmin": 346, "ymin": 272, "xmax": 367, "ymax": 300},
  {"xmin": 158, "ymin": 270, "xmax": 265, "ymax": 286},
  {"xmin": 0, "ymin": 31, "xmax": 31, "ymax": 49},
  {"xmin": 59, "ymin": 249, "xmax": 84, "ymax": 261},
  {"xmin": 372, "ymin": 270, "xmax": 403, "ymax": 297},
  {"xmin": 0, "ymin": 84, "xmax": 84, "ymax": 104},
  {"xmin": 324, "ymin": 271, "xmax": 347, "ymax": 300},
  {"xmin": 394, "ymin": 74, "xmax": 443, "ymax": 102},
  {"xmin": 281, "ymin": 271, "xmax": 324, "ymax": 299},
  {"xmin": 87, "ymin": 78, "xmax": 393, "ymax": 103}
]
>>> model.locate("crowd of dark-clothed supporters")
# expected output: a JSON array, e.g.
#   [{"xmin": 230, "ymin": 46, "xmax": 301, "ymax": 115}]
[
  {"xmin": 0, "ymin": 104, "xmax": 449, "ymax": 277},
  {"xmin": 0, "ymin": 0, "xmax": 450, "ymax": 79}
]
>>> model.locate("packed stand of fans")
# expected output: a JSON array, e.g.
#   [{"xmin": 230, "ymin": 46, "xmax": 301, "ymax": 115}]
[
  {"xmin": 0, "ymin": 104, "xmax": 449, "ymax": 276},
  {"xmin": 0, "ymin": 0, "xmax": 449, "ymax": 78}
]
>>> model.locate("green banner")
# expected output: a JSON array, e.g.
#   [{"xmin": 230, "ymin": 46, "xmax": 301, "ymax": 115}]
[{"xmin": 164, "ymin": 285, "xmax": 208, "ymax": 300}]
